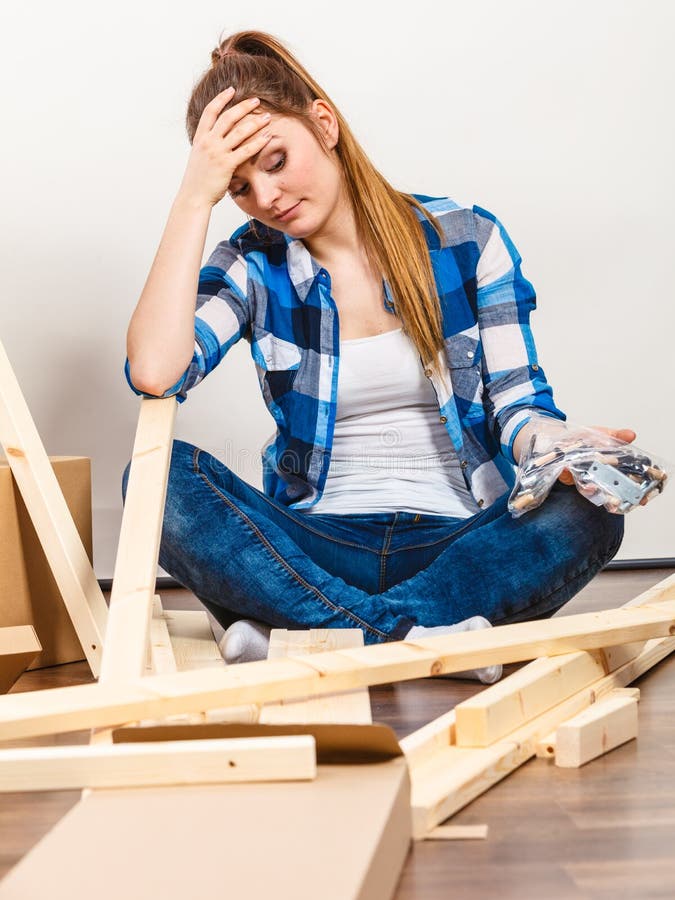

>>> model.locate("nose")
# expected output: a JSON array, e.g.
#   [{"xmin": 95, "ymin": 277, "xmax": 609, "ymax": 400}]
[{"xmin": 253, "ymin": 178, "xmax": 282, "ymax": 211}]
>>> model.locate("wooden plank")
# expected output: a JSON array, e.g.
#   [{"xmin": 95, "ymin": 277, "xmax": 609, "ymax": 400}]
[
  {"xmin": 555, "ymin": 691, "xmax": 639, "ymax": 768},
  {"xmin": 0, "ymin": 735, "xmax": 316, "ymax": 792},
  {"xmin": 425, "ymin": 825, "xmax": 488, "ymax": 840},
  {"xmin": 0, "ymin": 338, "xmax": 107, "ymax": 675},
  {"xmin": 406, "ymin": 635, "xmax": 675, "ymax": 838},
  {"xmin": 453, "ymin": 575, "xmax": 675, "ymax": 747},
  {"xmin": 0, "ymin": 626, "xmax": 41, "ymax": 693},
  {"xmin": 535, "ymin": 688, "xmax": 640, "ymax": 759},
  {"xmin": 99, "ymin": 397, "xmax": 176, "ymax": 683},
  {"xmin": 1, "ymin": 599, "xmax": 675, "ymax": 741},
  {"xmin": 260, "ymin": 629, "xmax": 372, "ymax": 725}
]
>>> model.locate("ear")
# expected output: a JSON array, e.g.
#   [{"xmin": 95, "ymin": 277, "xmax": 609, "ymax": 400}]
[{"xmin": 310, "ymin": 98, "xmax": 339, "ymax": 150}]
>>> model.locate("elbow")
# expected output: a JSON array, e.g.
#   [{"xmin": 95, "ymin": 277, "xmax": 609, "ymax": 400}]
[{"xmin": 126, "ymin": 361, "xmax": 171, "ymax": 398}]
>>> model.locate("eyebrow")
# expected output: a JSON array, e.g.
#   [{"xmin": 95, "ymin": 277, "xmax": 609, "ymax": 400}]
[{"xmin": 231, "ymin": 136, "xmax": 280, "ymax": 181}]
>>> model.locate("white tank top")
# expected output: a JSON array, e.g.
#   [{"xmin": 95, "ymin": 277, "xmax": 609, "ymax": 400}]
[{"xmin": 302, "ymin": 328, "xmax": 480, "ymax": 516}]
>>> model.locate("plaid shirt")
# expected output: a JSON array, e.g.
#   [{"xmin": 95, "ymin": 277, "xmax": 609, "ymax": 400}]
[{"xmin": 124, "ymin": 194, "xmax": 566, "ymax": 509}]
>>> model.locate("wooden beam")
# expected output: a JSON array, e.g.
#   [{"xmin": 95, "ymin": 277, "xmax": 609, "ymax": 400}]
[
  {"xmin": 454, "ymin": 574, "xmax": 675, "ymax": 747},
  {"xmin": 260, "ymin": 629, "xmax": 372, "ymax": 725},
  {"xmin": 535, "ymin": 687, "xmax": 640, "ymax": 758},
  {"xmin": 1, "ymin": 599, "xmax": 675, "ymax": 741},
  {"xmin": 0, "ymin": 735, "xmax": 316, "ymax": 792},
  {"xmin": 554, "ymin": 690, "xmax": 639, "ymax": 768},
  {"xmin": 0, "ymin": 338, "xmax": 107, "ymax": 675},
  {"xmin": 99, "ymin": 397, "xmax": 176, "ymax": 683},
  {"xmin": 425, "ymin": 825, "xmax": 488, "ymax": 841},
  {"xmin": 406, "ymin": 634, "xmax": 675, "ymax": 838},
  {"xmin": 0, "ymin": 626, "xmax": 41, "ymax": 693}
]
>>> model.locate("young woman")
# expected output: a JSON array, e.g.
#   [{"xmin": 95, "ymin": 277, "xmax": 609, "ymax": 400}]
[{"xmin": 122, "ymin": 30, "xmax": 629, "ymax": 677}]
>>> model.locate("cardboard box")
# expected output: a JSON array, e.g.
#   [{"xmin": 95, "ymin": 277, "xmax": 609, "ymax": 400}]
[
  {"xmin": 0, "ymin": 456, "xmax": 91, "ymax": 668},
  {"xmin": 0, "ymin": 723, "xmax": 412, "ymax": 900}
]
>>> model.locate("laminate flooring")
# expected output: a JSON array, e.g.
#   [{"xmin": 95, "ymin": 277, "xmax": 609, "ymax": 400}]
[{"xmin": 1, "ymin": 569, "xmax": 674, "ymax": 899}]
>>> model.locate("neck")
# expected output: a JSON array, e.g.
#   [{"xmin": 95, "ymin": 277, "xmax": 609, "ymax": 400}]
[{"xmin": 301, "ymin": 185, "xmax": 363, "ymax": 268}]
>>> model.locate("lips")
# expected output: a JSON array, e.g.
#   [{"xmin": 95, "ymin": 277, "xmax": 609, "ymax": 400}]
[{"xmin": 275, "ymin": 201, "xmax": 301, "ymax": 222}]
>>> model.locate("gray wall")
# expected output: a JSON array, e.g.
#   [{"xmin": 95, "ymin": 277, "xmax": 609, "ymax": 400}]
[{"xmin": 1, "ymin": 0, "xmax": 672, "ymax": 578}]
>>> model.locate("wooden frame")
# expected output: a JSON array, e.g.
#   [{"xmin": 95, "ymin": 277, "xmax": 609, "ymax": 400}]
[
  {"xmin": 0, "ymin": 598, "xmax": 674, "ymax": 740},
  {"xmin": 0, "ymin": 338, "xmax": 107, "ymax": 675}
]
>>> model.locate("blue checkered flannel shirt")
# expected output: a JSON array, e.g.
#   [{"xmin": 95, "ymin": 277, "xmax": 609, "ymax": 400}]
[{"xmin": 124, "ymin": 194, "xmax": 566, "ymax": 509}]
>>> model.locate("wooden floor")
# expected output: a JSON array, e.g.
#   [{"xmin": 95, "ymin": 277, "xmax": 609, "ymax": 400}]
[{"xmin": 1, "ymin": 569, "xmax": 674, "ymax": 899}]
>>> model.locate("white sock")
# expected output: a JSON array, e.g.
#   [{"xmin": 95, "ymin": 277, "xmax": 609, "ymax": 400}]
[
  {"xmin": 406, "ymin": 615, "xmax": 503, "ymax": 684},
  {"xmin": 218, "ymin": 619, "xmax": 272, "ymax": 664}
]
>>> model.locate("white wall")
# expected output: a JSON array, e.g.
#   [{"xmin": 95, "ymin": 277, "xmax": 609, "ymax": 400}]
[{"xmin": 0, "ymin": 0, "xmax": 672, "ymax": 578}]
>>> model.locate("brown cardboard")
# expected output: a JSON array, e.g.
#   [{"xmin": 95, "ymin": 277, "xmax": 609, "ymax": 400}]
[
  {"xmin": 0, "ymin": 626, "xmax": 41, "ymax": 692},
  {"xmin": 0, "ymin": 724, "xmax": 411, "ymax": 900},
  {"xmin": 0, "ymin": 456, "xmax": 91, "ymax": 668}
]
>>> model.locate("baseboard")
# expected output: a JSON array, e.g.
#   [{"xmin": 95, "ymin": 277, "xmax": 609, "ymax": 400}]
[{"xmin": 96, "ymin": 561, "xmax": 675, "ymax": 593}]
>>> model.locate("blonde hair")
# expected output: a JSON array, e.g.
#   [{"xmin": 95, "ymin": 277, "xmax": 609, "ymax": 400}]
[{"xmin": 187, "ymin": 30, "xmax": 447, "ymax": 377}]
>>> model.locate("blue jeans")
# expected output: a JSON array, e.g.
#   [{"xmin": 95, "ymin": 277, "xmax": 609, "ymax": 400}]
[{"xmin": 121, "ymin": 439, "xmax": 624, "ymax": 646}]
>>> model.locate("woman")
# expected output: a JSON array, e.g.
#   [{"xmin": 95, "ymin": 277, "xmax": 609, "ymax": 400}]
[{"xmin": 122, "ymin": 30, "xmax": 628, "ymax": 677}]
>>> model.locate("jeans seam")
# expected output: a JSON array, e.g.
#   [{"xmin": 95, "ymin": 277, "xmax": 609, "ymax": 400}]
[
  {"xmin": 379, "ymin": 513, "xmax": 398, "ymax": 593},
  {"xmin": 192, "ymin": 448, "xmax": 389, "ymax": 640}
]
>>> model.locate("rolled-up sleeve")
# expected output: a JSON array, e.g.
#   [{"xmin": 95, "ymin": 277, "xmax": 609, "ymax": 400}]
[
  {"xmin": 123, "ymin": 240, "xmax": 251, "ymax": 404},
  {"xmin": 473, "ymin": 205, "xmax": 566, "ymax": 464}
]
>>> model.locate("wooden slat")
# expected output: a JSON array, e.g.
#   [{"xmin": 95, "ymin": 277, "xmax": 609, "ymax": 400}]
[
  {"xmin": 0, "ymin": 338, "xmax": 107, "ymax": 675},
  {"xmin": 0, "ymin": 735, "xmax": 316, "ymax": 792},
  {"xmin": 260, "ymin": 629, "xmax": 372, "ymax": 724},
  {"xmin": 425, "ymin": 825, "xmax": 488, "ymax": 841},
  {"xmin": 453, "ymin": 574, "xmax": 675, "ymax": 747},
  {"xmin": 99, "ymin": 397, "xmax": 176, "ymax": 683},
  {"xmin": 0, "ymin": 626, "xmax": 41, "ymax": 693},
  {"xmin": 406, "ymin": 634, "xmax": 675, "ymax": 838},
  {"xmin": 535, "ymin": 687, "xmax": 640, "ymax": 758},
  {"xmin": 555, "ymin": 690, "xmax": 639, "ymax": 768},
  {"xmin": 1, "ymin": 598, "xmax": 675, "ymax": 741}
]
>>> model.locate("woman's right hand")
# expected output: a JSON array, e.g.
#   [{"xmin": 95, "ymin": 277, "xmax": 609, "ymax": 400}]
[{"xmin": 177, "ymin": 86, "xmax": 273, "ymax": 208}]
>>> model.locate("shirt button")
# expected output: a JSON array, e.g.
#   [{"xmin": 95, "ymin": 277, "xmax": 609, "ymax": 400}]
[
  {"xmin": 477, "ymin": 499, "xmax": 485, "ymax": 507},
  {"xmin": 424, "ymin": 368, "xmax": 432, "ymax": 377},
  {"xmin": 467, "ymin": 350, "xmax": 474, "ymax": 359},
  {"xmin": 439, "ymin": 415, "xmax": 447, "ymax": 424},
  {"xmin": 460, "ymin": 460, "xmax": 468, "ymax": 469},
  {"xmin": 532, "ymin": 364, "xmax": 539, "ymax": 371}
]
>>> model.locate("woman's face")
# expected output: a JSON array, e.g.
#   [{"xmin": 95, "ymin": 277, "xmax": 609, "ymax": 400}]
[{"xmin": 227, "ymin": 102, "xmax": 343, "ymax": 241}]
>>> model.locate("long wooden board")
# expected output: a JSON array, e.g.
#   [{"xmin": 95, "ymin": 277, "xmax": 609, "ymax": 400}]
[
  {"xmin": 0, "ymin": 600, "xmax": 674, "ymax": 741},
  {"xmin": 99, "ymin": 397, "xmax": 176, "ymax": 683},
  {"xmin": 0, "ymin": 338, "xmax": 107, "ymax": 675},
  {"xmin": 0, "ymin": 735, "xmax": 316, "ymax": 791}
]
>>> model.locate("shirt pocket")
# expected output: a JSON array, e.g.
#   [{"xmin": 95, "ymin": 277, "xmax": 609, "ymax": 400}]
[
  {"xmin": 252, "ymin": 333, "xmax": 302, "ymax": 409},
  {"xmin": 445, "ymin": 332, "xmax": 485, "ymax": 415}
]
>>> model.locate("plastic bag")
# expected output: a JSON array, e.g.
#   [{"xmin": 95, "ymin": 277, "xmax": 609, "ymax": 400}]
[{"xmin": 508, "ymin": 417, "xmax": 669, "ymax": 517}]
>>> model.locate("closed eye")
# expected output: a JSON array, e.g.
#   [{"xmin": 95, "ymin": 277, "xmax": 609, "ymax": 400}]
[{"xmin": 229, "ymin": 153, "xmax": 286, "ymax": 199}]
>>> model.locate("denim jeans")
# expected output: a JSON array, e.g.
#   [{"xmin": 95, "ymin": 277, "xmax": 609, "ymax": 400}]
[{"xmin": 121, "ymin": 439, "xmax": 625, "ymax": 646}]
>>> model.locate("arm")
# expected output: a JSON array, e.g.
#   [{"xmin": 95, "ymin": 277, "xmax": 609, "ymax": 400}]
[
  {"xmin": 124, "ymin": 86, "xmax": 273, "ymax": 400},
  {"xmin": 473, "ymin": 205, "xmax": 566, "ymax": 464}
]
